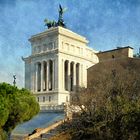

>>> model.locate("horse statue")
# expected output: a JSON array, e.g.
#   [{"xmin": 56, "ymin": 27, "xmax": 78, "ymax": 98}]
[
  {"xmin": 44, "ymin": 19, "xmax": 57, "ymax": 29},
  {"xmin": 44, "ymin": 4, "xmax": 67, "ymax": 29}
]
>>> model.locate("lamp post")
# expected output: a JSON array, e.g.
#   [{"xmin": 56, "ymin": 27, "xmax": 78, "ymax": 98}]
[{"xmin": 13, "ymin": 75, "xmax": 16, "ymax": 86}]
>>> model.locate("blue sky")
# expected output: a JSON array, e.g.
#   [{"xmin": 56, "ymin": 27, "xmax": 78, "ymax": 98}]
[{"xmin": 0, "ymin": 0, "xmax": 140, "ymax": 87}]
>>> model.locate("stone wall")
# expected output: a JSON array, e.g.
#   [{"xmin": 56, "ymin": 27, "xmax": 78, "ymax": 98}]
[{"xmin": 97, "ymin": 46, "xmax": 133, "ymax": 62}]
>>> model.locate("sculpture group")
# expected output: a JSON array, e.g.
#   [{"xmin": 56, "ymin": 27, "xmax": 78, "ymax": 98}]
[{"xmin": 44, "ymin": 4, "xmax": 67, "ymax": 29}]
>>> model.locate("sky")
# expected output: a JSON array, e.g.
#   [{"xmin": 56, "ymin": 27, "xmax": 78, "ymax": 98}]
[{"xmin": 0, "ymin": 0, "xmax": 140, "ymax": 88}]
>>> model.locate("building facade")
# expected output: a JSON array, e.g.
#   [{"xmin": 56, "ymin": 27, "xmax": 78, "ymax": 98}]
[
  {"xmin": 23, "ymin": 27, "xmax": 99, "ymax": 110},
  {"xmin": 97, "ymin": 46, "xmax": 133, "ymax": 62}
]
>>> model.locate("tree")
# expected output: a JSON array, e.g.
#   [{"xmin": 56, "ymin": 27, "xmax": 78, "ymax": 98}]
[
  {"xmin": 0, "ymin": 83, "xmax": 40, "ymax": 140},
  {"xmin": 67, "ymin": 59, "xmax": 140, "ymax": 140},
  {"xmin": 133, "ymin": 48, "xmax": 140, "ymax": 58}
]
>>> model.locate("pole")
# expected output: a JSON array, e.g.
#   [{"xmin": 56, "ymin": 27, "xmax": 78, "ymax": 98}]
[{"xmin": 13, "ymin": 75, "xmax": 16, "ymax": 86}]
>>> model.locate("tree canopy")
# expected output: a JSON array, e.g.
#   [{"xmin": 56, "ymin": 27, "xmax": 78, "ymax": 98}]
[{"xmin": 0, "ymin": 83, "xmax": 40, "ymax": 139}]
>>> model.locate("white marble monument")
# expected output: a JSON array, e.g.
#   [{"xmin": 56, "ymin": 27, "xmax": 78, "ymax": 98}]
[{"xmin": 23, "ymin": 27, "xmax": 99, "ymax": 110}]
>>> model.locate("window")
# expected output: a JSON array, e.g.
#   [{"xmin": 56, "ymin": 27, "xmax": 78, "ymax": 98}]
[
  {"xmin": 81, "ymin": 48, "xmax": 83, "ymax": 55},
  {"xmin": 49, "ymin": 96, "xmax": 51, "ymax": 102},
  {"xmin": 38, "ymin": 46, "xmax": 41, "ymax": 53},
  {"xmin": 77, "ymin": 47, "xmax": 80, "ymax": 54},
  {"xmin": 48, "ymin": 42, "xmax": 53, "ymax": 50},
  {"xmin": 37, "ymin": 97, "xmax": 39, "ymax": 102},
  {"xmin": 32, "ymin": 46, "xmax": 36, "ymax": 54},
  {"xmin": 52, "ymin": 42, "xmax": 55, "ymax": 49},
  {"xmin": 43, "ymin": 96, "xmax": 45, "ymax": 102},
  {"xmin": 43, "ymin": 44, "xmax": 47, "ymax": 52}
]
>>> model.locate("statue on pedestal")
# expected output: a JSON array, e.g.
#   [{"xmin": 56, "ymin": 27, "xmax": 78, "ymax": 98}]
[
  {"xmin": 57, "ymin": 4, "xmax": 67, "ymax": 27},
  {"xmin": 44, "ymin": 4, "xmax": 67, "ymax": 29}
]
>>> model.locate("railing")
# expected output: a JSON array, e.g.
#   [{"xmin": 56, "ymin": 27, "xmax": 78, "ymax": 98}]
[{"xmin": 40, "ymin": 104, "xmax": 64, "ymax": 112}]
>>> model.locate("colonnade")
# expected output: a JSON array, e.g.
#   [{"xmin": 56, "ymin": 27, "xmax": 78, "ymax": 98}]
[
  {"xmin": 35, "ymin": 60, "xmax": 55, "ymax": 92},
  {"xmin": 63, "ymin": 60, "xmax": 80, "ymax": 92},
  {"xmin": 34, "ymin": 59, "xmax": 80, "ymax": 92}
]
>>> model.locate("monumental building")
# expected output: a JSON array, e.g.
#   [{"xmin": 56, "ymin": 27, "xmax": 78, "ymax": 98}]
[
  {"xmin": 23, "ymin": 27, "xmax": 99, "ymax": 110},
  {"xmin": 23, "ymin": 5, "xmax": 136, "ymax": 110},
  {"xmin": 23, "ymin": 25, "xmax": 136, "ymax": 111}
]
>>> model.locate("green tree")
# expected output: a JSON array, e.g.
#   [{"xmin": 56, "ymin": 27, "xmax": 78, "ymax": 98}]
[{"xmin": 0, "ymin": 83, "xmax": 40, "ymax": 140}]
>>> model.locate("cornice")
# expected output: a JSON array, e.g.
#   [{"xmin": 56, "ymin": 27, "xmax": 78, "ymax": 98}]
[
  {"xmin": 29, "ymin": 27, "xmax": 88, "ymax": 44},
  {"xmin": 29, "ymin": 28, "xmax": 58, "ymax": 42},
  {"xmin": 29, "ymin": 49, "xmax": 58, "ymax": 59},
  {"xmin": 23, "ymin": 49, "xmax": 98, "ymax": 63},
  {"xmin": 58, "ymin": 27, "xmax": 88, "ymax": 44},
  {"xmin": 58, "ymin": 50, "xmax": 98, "ymax": 63}
]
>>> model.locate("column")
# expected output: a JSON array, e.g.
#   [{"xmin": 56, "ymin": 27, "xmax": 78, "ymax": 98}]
[
  {"xmin": 52, "ymin": 59, "xmax": 55, "ymax": 90},
  {"xmin": 76, "ymin": 63, "xmax": 79, "ymax": 88},
  {"xmin": 43, "ymin": 62, "xmax": 46, "ymax": 91},
  {"xmin": 41, "ymin": 61, "xmax": 44, "ymax": 92},
  {"xmin": 48, "ymin": 60, "xmax": 50, "ymax": 90},
  {"xmin": 31, "ymin": 62, "xmax": 35, "ymax": 92},
  {"xmin": 35, "ymin": 63, "xmax": 38, "ymax": 92},
  {"xmin": 73, "ymin": 63, "xmax": 76, "ymax": 91},
  {"xmin": 81, "ymin": 64, "xmax": 83, "ymax": 87},
  {"xmin": 33, "ymin": 63, "xmax": 36, "ymax": 91},
  {"xmin": 62, "ymin": 59, "xmax": 64, "ymax": 90},
  {"xmin": 68, "ymin": 61, "xmax": 71, "ymax": 91},
  {"xmin": 55, "ymin": 57, "xmax": 58, "ymax": 90},
  {"xmin": 46, "ymin": 61, "xmax": 49, "ymax": 91},
  {"xmin": 79, "ymin": 63, "xmax": 81, "ymax": 87}
]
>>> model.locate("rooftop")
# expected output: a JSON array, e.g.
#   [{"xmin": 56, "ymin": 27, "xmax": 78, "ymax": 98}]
[
  {"xmin": 29, "ymin": 26, "xmax": 88, "ymax": 44},
  {"xmin": 97, "ymin": 46, "xmax": 133, "ymax": 54}
]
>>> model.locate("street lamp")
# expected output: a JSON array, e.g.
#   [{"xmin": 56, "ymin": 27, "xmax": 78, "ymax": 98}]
[{"xmin": 13, "ymin": 75, "xmax": 16, "ymax": 86}]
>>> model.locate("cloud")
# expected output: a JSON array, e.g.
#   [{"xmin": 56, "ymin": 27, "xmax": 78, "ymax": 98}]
[{"xmin": 0, "ymin": 0, "xmax": 140, "ymax": 87}]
